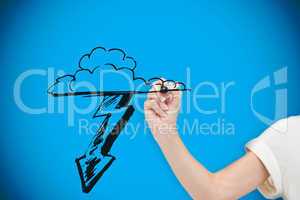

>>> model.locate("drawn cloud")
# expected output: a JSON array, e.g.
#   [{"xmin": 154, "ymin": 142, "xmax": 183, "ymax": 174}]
[{"xmin": 47, "ymin": 46, "xmax": 187, "ymax": 95}]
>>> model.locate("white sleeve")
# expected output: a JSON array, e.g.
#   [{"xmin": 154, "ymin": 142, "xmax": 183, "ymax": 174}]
[{"xmin": 246, "ymin": 118, "xmax": 289, "ymax": 199}]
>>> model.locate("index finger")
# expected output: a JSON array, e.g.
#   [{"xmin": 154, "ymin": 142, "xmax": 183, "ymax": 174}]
[{"xmin": 147, "ymin": 79, "xmax": 167, "ymax": 101}]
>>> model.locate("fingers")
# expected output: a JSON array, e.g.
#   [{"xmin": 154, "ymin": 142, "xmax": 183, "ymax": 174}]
[
  {"xmin": 144, "ymin": 99, "xmax": 167, "ymax": 118},
  {"xmin": 147, "ymin": 80, "xmax": 167, "ymax": 102},
  {"xmin": 162, "ymin": 81, "xmax": 182, "ymax": 105},
  {"xmin": 148, "ymin": 78, "xmax": 177, "ymax": 96},
  {"xmin": 146, "ymin": 78, "xmax": 182, "ymax": 113},
  {"xmin": 170, "ymin": 87, "xmax": 182, "ymax": 102},
  {"xmin": 146, "ymin": 79, "xmax": 169, "ymax": 118}
]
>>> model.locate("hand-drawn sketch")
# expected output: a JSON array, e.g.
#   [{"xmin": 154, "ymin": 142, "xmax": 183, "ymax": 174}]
[{"xmin": 48, "ymin": 46, "xmax": 190, "ymax": 193}]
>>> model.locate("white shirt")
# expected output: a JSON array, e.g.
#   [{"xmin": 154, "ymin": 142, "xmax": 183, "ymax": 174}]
[{"xmin": 246, "ymin": 116, "xmax": 300, "ymax": 200}]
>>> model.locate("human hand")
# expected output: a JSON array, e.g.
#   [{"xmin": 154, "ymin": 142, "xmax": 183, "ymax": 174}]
[{"xmin": 144, "ymin": 80, "xmax": 182, "ymax": 144}]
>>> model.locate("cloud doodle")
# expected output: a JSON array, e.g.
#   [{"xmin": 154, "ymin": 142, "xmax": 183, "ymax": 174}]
[{"xmin": 48, "ymin": 46, "xmax": 187, "ymax": 96}]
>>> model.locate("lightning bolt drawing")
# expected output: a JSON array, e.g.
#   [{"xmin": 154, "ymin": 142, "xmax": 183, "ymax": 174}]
[{"xmin": 75, "ymin": 94, "xmax": 134, "ymax": 193}]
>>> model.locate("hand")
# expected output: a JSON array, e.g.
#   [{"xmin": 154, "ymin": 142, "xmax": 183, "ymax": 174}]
[{"xmin": 144, "ymin": 80, "xmax": 182, "ymax": 144}]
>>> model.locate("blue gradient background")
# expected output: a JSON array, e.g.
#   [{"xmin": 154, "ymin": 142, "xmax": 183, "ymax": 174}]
[{"xmin": 1, "ymin": 0, "xmax": 300, "ymax": 199}]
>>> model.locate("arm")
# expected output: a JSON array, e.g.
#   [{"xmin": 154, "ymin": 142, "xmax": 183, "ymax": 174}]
[
  {"xmin": 159, "ymin": 136, "xmax": 268, "ymax": 200},
  {"xmin": 144, "ymin": 82, "xmax": 269, "ymax": 200}
]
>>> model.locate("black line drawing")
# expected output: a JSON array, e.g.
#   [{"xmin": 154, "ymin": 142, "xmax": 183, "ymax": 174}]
[{"xmin": 48, "ymin": 46, "xmax": 190, "ymax": 193}]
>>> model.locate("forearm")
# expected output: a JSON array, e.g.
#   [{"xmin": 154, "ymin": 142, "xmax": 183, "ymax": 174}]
[
  {"xmin": 156, "ymin": 130, "xmax": 269, "ymax": 200},
  {"xmin": 157, "ymin": 132, "xmax": 218, "ymax": 200}
]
